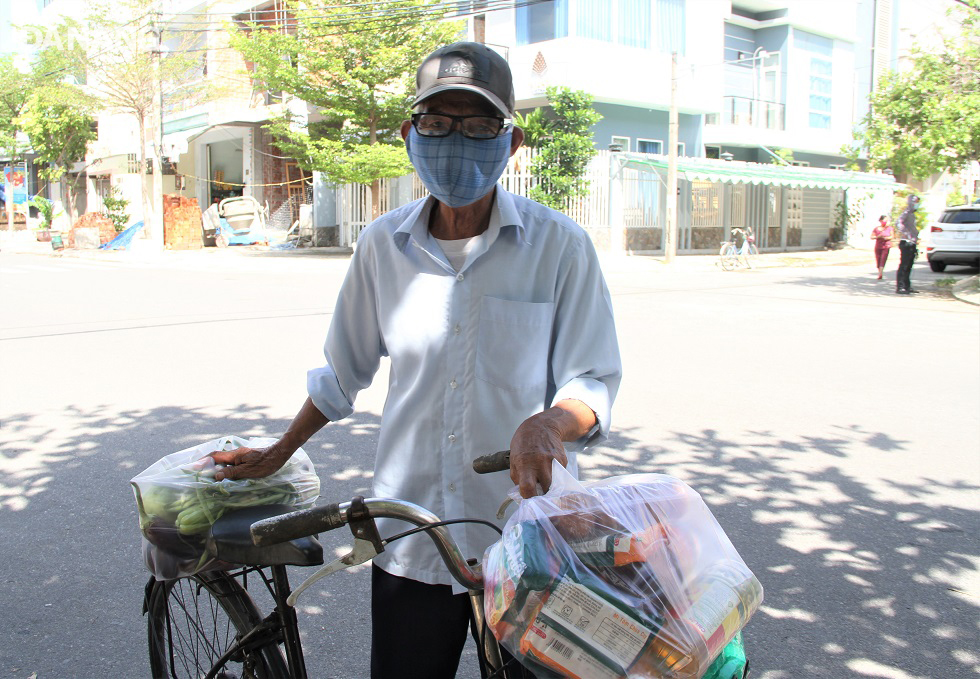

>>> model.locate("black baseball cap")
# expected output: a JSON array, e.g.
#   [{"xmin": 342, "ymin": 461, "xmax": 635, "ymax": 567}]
[{"xmin": 413, "ymin": 42, "xmax": 514, "ymax": 117}]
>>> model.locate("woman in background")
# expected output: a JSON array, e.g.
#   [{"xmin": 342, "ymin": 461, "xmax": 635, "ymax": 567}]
[{"xmin": 871, "ymin": 215, "xmax": 893, "ymax": 280}]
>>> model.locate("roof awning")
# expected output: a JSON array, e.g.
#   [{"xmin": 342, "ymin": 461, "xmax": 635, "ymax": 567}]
[
  {"xmin": 619, "ymin": 154, "xmax": 898, "ymax": 191},
  {"xmin": 162, "ymin": 113, "xmax": 210, "ymax": 157},
  {"xmin": 71, "ymin": 154, "xmax": 133, "ymax": 175}
]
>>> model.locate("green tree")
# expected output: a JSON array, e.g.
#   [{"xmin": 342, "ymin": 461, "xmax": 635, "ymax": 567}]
[
  {"xmin": 102, "ymin": 184, "xmax": 131, "ymax": 232},
  {"xmin": 17, "ymin": 46, "xmax": 99, "ymax": 222},
  {"xmin": 525, "ymin": 86, "xmax": 602, "ymax": 210},
  {"xmin": 229, "ymin": 0, "xmax": 462, "ymax": 218},
  {"xmin": 848, "ymin": 0, "xmax": 980, "ymax": 179},
  {"xmin": 514, "ymin": 108, "xmax": 550, "ymax": 149},
  {"xmin": 32, "ymin": 2, "xmax": 210, "ymax": 227},
  {"xmin": 0, "ymin": 56, "xmax": 31, "ymax": 165}
]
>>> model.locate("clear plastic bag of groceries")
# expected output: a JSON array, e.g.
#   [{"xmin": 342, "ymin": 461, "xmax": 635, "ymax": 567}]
[
  {"xmin": 132, "ymin": 436, "xmax": 320, "ymax": 580},
  {"xmin": 483, "ymin": 461, "xmax": 762, "ymax": 679}
]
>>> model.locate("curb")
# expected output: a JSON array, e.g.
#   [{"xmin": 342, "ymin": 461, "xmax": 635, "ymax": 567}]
[{"xmin": 950, "ymin": 275, "xmax": 980, "ymax": 306}]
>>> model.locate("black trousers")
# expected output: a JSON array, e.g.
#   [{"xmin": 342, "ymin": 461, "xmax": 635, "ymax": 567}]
[
  {"xmin": 371, "ymin": 565, "xmax": 534, "ymax": 679},
  {"xmin": 896, "ymin": 241, "xmax": 916, "ymax": 291}
]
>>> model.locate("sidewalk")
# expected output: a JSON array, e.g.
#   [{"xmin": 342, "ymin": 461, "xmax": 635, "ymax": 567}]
[{"xmin": 5, "ymin": 228, "xmax": 977, "ymax": 305}]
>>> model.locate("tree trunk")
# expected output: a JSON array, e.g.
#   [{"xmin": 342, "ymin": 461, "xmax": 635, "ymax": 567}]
[
  {"xmin": 369, "ymin": 115, "xmax": 380, "ymax": 219},
  {"xmin": 137, "ymin": 114, "xmax": 150, "ymax": 231},
  {"xmin": 371, "ymin": 179, "xmax": 381, "ymax": 220}
]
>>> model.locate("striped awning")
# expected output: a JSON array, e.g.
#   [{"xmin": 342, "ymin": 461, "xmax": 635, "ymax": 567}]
[{"xmin": 620, "ymin": 154, "xmax": 898, "ymax": 191}]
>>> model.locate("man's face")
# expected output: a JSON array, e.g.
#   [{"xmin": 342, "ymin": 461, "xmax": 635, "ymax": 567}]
[{"xmin": 400, "ymin": 91, "xmax": 524, "ymax": 153}]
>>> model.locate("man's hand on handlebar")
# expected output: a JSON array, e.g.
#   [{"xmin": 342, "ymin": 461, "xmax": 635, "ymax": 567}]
[
  {"xmin": 509, "ymin": 417, "xmax": 567, "ymax": 499},
  {"xmin": 508, "ymin": 400, "xmax": 598, "ymax": 498},
  {"xmin": 211, "ymin": 445, "xmax": 289, "ymax": 481}
]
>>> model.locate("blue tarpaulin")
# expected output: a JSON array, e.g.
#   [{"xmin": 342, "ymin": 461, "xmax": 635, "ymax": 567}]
[{"xmin": 100, "ymin": 221, "xmax": 144, "ymax": 250}]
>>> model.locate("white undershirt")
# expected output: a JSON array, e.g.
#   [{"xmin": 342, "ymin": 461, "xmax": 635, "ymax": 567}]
[{"xmin": 433, "ymin": 235, "xmax": 480, "ymax": 272}]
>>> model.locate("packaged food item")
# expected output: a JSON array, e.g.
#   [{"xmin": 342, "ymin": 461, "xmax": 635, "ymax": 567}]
[
  {"xmin": 482, "ymin": 461, "xmax": 762, "ymax": 678},
  {"xmin": 132, "ymin": 436, "xmax": 319, "ymax": 579}
]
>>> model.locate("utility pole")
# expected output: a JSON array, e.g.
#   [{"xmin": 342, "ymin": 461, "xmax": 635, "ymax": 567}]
[
  {"xmin": 149, "ymin": 13, "xmax": 165, "ymax": 250},
  {"xmin": 665, "ymin": 51, "xmax": 679, "ymax": 263},
  {"xmin": 5, "ymin": 166, "xmax": 13, "ymax": 232}
]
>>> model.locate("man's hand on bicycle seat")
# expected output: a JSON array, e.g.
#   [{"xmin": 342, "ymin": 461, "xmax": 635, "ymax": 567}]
[{"xmin": 211, "ymin": 444, "xmax": 290, "ymax": 481}]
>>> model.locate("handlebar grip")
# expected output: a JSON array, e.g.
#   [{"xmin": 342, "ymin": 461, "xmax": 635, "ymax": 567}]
[
  {"xmin": 473, "ymin": 450, "xmax": 511, "ymax": 474},
  {"xmin": 251, "ymin": 502, "xmax": 346, "ymax": 546}
]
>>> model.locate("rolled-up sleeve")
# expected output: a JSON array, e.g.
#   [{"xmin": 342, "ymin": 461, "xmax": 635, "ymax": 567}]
[
  {"xmin": 549, "ymin": 234, "xmax": 622, "ymax": 448},
  {"xmin": 307, "ymin": 235, "xmax": 385, "ymax": 422}
]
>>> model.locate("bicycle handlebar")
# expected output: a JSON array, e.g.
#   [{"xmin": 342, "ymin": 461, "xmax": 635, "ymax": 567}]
[
  {"xmin": 250, "ymin": 497, "xmax": 485, "ymax": 589},
  {"xmin": 472, "ymin": 450, "xmax": 511, "ymax": 474},
  {"xmin": 249, "ymin": 453, "xmax": 514, "ymax": 589},
  {"xmin": 251, "ymin": 502, "xmax": 346, "ymax": 546}
]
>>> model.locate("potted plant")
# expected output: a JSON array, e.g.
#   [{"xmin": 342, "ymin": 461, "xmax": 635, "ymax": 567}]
[{"xmin": 30, "ymin": 196, "xmax": 56, "ymax": 241}]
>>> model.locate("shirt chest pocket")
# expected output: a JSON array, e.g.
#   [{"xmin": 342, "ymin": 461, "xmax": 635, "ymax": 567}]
[{"xmin": 476, "ymin": 296, "xmax": 555, "ymax": 392}]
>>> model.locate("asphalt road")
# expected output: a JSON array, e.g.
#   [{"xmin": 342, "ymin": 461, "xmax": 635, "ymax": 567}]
[{"xmin": 1, "ymin": 246, "xmax": 977, "ymax": 679}]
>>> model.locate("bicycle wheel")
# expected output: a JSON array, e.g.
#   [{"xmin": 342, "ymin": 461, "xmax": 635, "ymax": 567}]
[
  {"xmin": 146, "ymin": 571, "xmax": 289, "ymax": 679},
  {"xmin": 719, "ymin": 243, "xmax": 739, "ymax": 271},
  {"xmin": 744, "ymin": 243, "xmax": 759, "ymax": 269}
]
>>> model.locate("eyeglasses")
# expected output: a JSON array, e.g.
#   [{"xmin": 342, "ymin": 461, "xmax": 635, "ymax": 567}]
[{"xmin": 411, "ymin": 113, "xmax": 510, "ymax": 140}]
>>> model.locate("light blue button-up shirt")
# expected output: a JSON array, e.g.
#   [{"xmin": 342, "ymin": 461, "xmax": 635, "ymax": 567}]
[{"xmin": 307, "ymin": 187, "xmax": 621, "ymax": 590}]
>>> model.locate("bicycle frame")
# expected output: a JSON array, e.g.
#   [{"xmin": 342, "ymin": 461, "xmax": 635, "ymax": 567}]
[{"xmin": 187, "ymin": 497, "xmax": 516, "ymax": 679}]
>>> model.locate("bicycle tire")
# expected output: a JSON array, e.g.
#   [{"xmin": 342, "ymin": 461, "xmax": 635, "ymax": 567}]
[
  {"xmin": 719, "ymin": 243, "xmax": 739, "ymax": 271},
  {"xmin": 146, "ymin": 571, "xmax": 289, "ymax": 679},
  {"xmin": 745, "ymin": 243, "xmax": 759, "ymax": 269}
]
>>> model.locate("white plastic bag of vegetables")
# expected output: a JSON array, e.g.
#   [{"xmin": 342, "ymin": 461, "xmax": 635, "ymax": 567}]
[
  {"xmin": 482, "ymin": 461, "xmax": 762, "ymax": 679},
  {"xmin": 132, "ymin": 435, "xmax": 319, "ymax": 580}
]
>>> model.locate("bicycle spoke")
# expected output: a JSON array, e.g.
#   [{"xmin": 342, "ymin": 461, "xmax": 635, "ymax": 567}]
[{"xmin": 166, "ymin": 579, "xmax": 241, "ymax": 678}]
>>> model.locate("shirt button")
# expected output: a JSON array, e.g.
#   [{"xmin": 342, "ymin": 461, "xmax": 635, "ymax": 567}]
[
  {"xmin": 450, "ymin": 379, "xmax": 457, "ymax": 389},
  {"xmin": 456, "ymin": 273, "xmax": 464, "ymax": 282},
  {"xmin": 448, "ymin": 483, "xmax": 456, "ymax": 492},
  {"xmin": 447, "ymin": 433, "xmax": 456, "ymax": 443},
  {"xmin": 454, "ymin": 323, "xmax": 461, "ymax": 335}
]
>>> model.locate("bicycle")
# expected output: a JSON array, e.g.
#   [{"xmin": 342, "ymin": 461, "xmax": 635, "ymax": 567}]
[
  {"xmin": 719, "ymin": 226, "xmax": 759, "ymax": 271},
  {"xmin": 143, "ymin": 452, "xmax": 529, "ymax": 679},
  {"xmin": 143, "ymin": 451, "xmax": 751, "ymax": 679}
]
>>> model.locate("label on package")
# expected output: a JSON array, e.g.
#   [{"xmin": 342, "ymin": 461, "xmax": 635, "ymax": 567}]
[
  {"xmin": 501, "ymin": 523, "xmax": 527, "ymax": 581},
  {"xmin": 520, "ymin": 617, "xmax": 623, "ymax": 679},
  {"xmin": 684, "ymin": 579, "xmax": 740, "ymax": 638},
  {"xmin": 539, "ymin": 580, "xmax": 652, "ymax": 669}
]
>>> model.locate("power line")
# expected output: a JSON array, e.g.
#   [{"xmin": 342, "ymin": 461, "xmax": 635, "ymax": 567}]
[{"xmin": 160, "ymin": 0, "xmax": 540, "ymax": 34}]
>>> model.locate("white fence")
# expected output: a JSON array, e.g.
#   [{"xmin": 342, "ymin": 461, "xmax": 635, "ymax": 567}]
[
  {"xmin": 330, "ymin": 148, "xmax": 876, "ymax": 253},
  {"xmin": 336, "ymin": 148, "xmax": 637, "ymax": 247}
]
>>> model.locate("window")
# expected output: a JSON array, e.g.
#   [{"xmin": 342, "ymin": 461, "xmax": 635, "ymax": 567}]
[
  {"xmin": 791, "ymin": 160, "xmax": 810, "ymax": 167},
  {"xmin": 808, "ymin": 57, "xmax": 832, "ymax": 128},
  {"xmin": 828, "ymin": 163, "xmax": 846, "ymax": 170},
  {"xmin": 676, "ymin": 142, "xmax": 686, "ymax": 156},
  {"xmin": 637, "ymin": 138, "xmax": 663, "ymax": 154},
  {"xmin": 516, "ymin": 0, "xmax": 684, "ymax": 53},
  {"xmin": 796, "ymin": 30, "xmax": 833, "ymax": 129},
  {"xmin": 610, "ymin": 136, "xmax": 630, "ymax": 151},
  {"xmin": 516, "ymin": 0, "xmax": 568, "ymax": 45},
  {"xmin": 575, "ymin": 0, "xmax": 652, "ymax": 49}
]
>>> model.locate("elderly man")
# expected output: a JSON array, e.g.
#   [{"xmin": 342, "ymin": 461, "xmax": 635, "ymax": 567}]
[{"xmin": 213, "ymin": 42, "xmax": 621, "ymax": 678}]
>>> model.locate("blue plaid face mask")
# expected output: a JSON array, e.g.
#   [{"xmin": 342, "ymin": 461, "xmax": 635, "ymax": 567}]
[{"xmin": 405, "ymin": 127, "xmax": 512, "ymax": 208}]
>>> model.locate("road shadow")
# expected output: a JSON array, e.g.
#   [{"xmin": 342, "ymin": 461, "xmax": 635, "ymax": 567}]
[
  {"xmin": 587, "ymin": 426, "xmax": 979, "ymax": 678},
  {"xmin": 0, "ymin": 404, "xmax": 382, "ymax": 677},
  {"xmin": 1, "ymin": 405, "xmax": 977, "ymax": 677},
  {"xmin": 767, "ymin": 261, "xmax": 980, "ymax": 302}
]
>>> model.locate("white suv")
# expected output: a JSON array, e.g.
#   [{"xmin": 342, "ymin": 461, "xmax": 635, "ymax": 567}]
[{"xmin": 925, "ymin": 205, "xmax": 980, "ymax": 272}]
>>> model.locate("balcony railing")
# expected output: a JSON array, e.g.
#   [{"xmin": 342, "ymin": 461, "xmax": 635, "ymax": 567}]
[{"xmin": 705, "ymin": 96, "xmax": 784, "ymax": 131}]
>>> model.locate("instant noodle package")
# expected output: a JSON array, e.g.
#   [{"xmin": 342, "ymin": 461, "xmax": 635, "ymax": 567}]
[{"xmin": 483, "ymin": 463, "xmax": 762, "ymax": 679}]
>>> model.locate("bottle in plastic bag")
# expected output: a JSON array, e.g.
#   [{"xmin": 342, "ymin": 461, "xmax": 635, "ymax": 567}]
[{"xmin": 630, "ymin": 561, "xmax": 762, "ymax": 678}]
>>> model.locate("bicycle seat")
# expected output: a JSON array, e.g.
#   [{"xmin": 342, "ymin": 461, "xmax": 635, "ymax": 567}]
[{"xmin": 207, "ymin": 504, "xmax": 324, "ymax": 567}]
